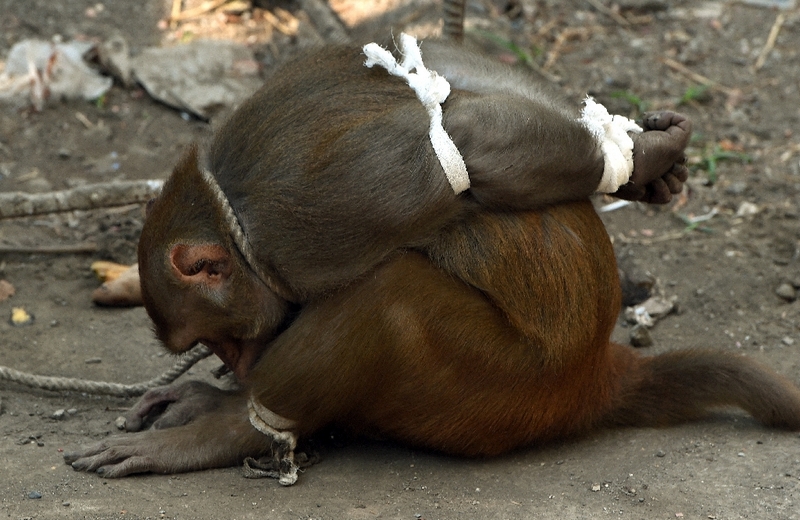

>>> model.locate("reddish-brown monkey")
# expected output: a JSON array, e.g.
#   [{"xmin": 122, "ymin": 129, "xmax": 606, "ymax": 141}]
[{"xmin": 64, "ymin": 2, "xmax": 800, "ymax": 483}]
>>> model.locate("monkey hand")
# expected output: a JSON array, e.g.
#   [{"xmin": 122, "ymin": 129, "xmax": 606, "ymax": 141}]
[
  {"xmin": 121, "ymin": 380, "xmax": 230, "ymax": 432},
  {"xmin": 613, "ymin": 111, "xmax": 692, "ymax": 204},
  {"xmin": 64, "ymin": 382, "xmax": 268, "ymax": 477}
]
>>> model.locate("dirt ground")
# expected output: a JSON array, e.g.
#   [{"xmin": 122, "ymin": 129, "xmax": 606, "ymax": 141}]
[{"xmin": 2, "ymin": 0, "xmax": 800, "ymax": 518}]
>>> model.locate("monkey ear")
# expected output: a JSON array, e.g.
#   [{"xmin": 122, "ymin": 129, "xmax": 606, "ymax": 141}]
[{"xmin": 169, "ymin": 244, "xmax": 232, "ymax": 288}]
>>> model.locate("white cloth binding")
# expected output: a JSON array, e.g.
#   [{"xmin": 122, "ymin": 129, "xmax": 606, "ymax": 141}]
[
  {"xmin": 580, "ymin": 97, "xmax": 643, "ymax": 193},
  {"xmin": 363, "ymin": 33, "xmax": 470, "ymax": 194}
]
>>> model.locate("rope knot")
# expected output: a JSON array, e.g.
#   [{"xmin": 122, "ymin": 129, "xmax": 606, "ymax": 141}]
[{"xmin": 363, "ymin": 33, "xmax": 469, "ymax": 194}]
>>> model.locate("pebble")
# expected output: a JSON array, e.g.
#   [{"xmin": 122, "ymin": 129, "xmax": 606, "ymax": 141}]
[
  {"xmin": 630, "ymin": 324, "xmax": 653, "ymax": 347},
  {"xmin": 783, "ymin": 337, "xmax": 795, "ymax": 346},
  {"xmin": 51, "ymin": 409, "xmax": 66, "ymax": 420},
  {"xmin": 656, "ymin": 450, "xmax": 666, "ymax": 457},
  {"xmin": 84, "ymin": 357, "xmax": 102, "ymax": 364},
  {"xmin": 725, "ymin": 181, "xmax": 747, "ymax": 195},
  {"xmin": 775, "ymin": 283, "xmax": 797, "ymax": 302},
  {"xmin": 28, "ymin": 491, "xmax": 42, "ymax": 499},
  {"xmin": 114, "ymin": 416, "xmax": 127, "ymax": 430}
]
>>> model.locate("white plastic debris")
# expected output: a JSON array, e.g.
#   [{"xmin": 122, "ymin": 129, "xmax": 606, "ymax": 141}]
[
  {"xmin": 624, "ymin": 295, "xmax": 676, "ymax": 328},
  {"xmin": 0, "ymin": 39, "xmax": 113, "ymax": 110}
]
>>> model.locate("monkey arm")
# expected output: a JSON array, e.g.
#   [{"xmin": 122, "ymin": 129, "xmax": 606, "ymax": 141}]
[
  {"xmin": 444, "ymin": 96, "xmax": 691, "ymax": 208},
  {"xmin": 64, "ymin": 382, "xmax": 270, "ymax": 477},
  {"xmin": 443, "ymin": 92, "xmax": 604, "ymax": 209},
  {"xmin": 419, "ymin": 41, "xmax": 691, "ymax": 207}
]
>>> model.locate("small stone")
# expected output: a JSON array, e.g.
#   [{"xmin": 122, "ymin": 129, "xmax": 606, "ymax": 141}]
[
  {"xmin": 591, "ymin": 483, "xmax": 601, "ymax": 492},
  {"xmin": 114, "ymin": 416, "xmax": 127, "ymax": 430},
  {"xmin": 51, "ymin": 409, "xmax": 66, "ymax": 420},
  {"xmin": 738, "ymin": 452, "xmax": 745, "ymax": 457},
  {"xmin": 725, "ymin": 181, "xmax": 747, "ymax": 195},
  {"xmin": 775, "ymin": 283, "xmax": 797, "ymax": 302},
  {"xmin": 57, "ymin": 148, "xmax": 72, "ymax": 159},
  {"xmin": 736, "ymin": 201, "xmax": 760, "ymax": 217},
  {"xmin": 28, "ymin": 491, "xmax": 42, "ymax": 499},
  {"xmin": 62, "ymin": 501, "xmax": 71, "ymax": 506},
  {"xmin": 630, "ymin": 324, "xmax": 653, "ymax": 347},
  {"xmin": 656, "ymin": 450, "xmax": 666, "ymax": 457},
  {"xmin": 84, "ymin": 357, "xmax": 102, "ymax": 364}
]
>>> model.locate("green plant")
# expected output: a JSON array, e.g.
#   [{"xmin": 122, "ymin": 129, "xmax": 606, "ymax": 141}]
[
  {"xmin": 474, "ymin": 30, "xmax": 541, "ymax": 66},
  {"xmin": 678, "ymin": 84, "xmax": 710, "ymax": 105},
  {"xmin": 610, "ymin": 90, "xmax": 649, "ymax": 114},
  {"xmin": 692, "ymin": 144, "xmax": 752, "ymax": 184}
]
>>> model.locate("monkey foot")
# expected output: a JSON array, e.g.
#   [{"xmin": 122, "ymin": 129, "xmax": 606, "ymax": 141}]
[{"xmin": 247, "ymin": 395, "xmax": 300, "ymax": 486}]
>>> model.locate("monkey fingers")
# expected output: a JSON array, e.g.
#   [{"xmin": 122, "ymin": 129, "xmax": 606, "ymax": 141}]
[
  {"xmin": 123, "ymin": 381, "xmax": 232, "ymax": 432},
  {"xmin": 642, "ymin": 111, "xmax": 691, "ymax": 135},
  {"xmin": 66, "ymin": 399, "xmax": 271, "ymax": 477},
  {"xmin": 617, "ymin": 112, "xmax": 692, "ymax": 203},
  {"xmin": 65, "ymin": 433, "xmax": 165, "ymax": 477}
]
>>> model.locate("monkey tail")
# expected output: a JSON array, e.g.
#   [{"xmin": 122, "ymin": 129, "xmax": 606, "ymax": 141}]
[{"xmin": 604, "ymin": 345, "xmax": 800, "ymax": 431}]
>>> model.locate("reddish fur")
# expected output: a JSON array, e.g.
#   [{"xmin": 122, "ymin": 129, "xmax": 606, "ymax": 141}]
[
  {"xmin": 65, "ymin": 36, "xmax": 799, "ymax": 479},
  {"xmin": 245, "ymin": 202, "xmax": 800, "ymax": 458}
]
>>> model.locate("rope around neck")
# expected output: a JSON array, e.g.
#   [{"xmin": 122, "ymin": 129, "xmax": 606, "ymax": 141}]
[
  {"xmin": 197, "ymin": 166, "xmax": 295, "ymax": 302},
  {"xmin": 363, "ymin": 33, "xmax": 470, "ymax": 194}
]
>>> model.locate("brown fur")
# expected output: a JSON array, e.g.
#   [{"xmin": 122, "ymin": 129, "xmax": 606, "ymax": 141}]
[{"xmin": 66, "ymin": 31, "xmax": 793, "ymax": 479}]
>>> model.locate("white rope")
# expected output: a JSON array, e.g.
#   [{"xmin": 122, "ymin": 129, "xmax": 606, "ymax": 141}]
[
  {"xmin": 247, "ymin": 395, "xmax": 299, "ymax": 486},
  {"xmin": 363, "ymin": 33, "xmax": 470, "ymax": 194},
  {"xmin": 0, "ymin": 345, "xmax": 212, "ymax": 397},
  {"xmin": 580, "ymin": 97, "xmax": 643, "ymax": 193}
]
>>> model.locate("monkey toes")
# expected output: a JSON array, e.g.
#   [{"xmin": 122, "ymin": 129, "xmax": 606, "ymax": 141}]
[{"xmin": 614, "ymin": 111, "xmax": 692, "ymax": 204}]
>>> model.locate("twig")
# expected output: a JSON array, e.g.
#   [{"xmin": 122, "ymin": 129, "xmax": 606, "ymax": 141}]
[
  {"xmin": 297, "ymin": 0, "xmax": 349, "ymax": 42},
  {"xmin": 753, "ymin": 13, "xmax": 786, "ymax": 72},
  {"xmin": 0, "ymin": 243, "xmax": 98, "ymax": 254},
  {"xmin": 543, "ymin": 26, "xmax": 593, "ymax": 71},
  {"xmin": 74, "ymin": 111, "xmax": 94, "ymax": 129},
  {"xmin": 660, "ymin": 57, "xmax": 735, "ymax": 95},
  {"xmin": 0, "ymin": 179, "xmax": 163, "ymax": 219},
  {"xmin": 584, "ymin": 0, "xmax": 631, "ymax": 26},
  {"xmin": 170, "ymin": 0, "xmax": 229, "ymax": 22},
  {"xmin": 170, "ymin": 0, "xmax": 183, "ymax": 28},
  {"xmin": 615, "ymin": 230, "xmax": 688, "ymax": 245}
]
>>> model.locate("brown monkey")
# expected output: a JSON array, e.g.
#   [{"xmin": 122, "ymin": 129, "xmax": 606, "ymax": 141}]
[
  {"xmin": 66, "ymin": 3, "xmax": 790, "ymax": 482},
  {"xmin": 65, "ymin": 202, "xmax": 800, "ymax": 480},
  {"xmin": 129, "ymin": 38, "xmax": 691, "ymax": 381}
]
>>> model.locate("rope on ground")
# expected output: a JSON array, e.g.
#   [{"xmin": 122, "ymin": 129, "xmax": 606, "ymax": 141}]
[{"xmin": 0, "ymin": 345, "xmax": 212, "ymax": 397}]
